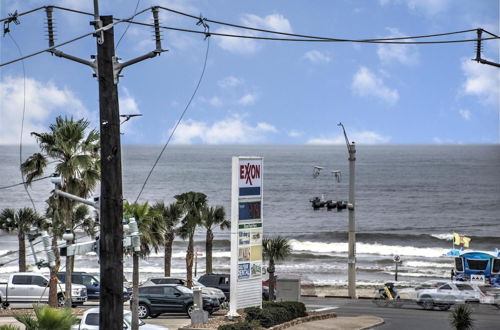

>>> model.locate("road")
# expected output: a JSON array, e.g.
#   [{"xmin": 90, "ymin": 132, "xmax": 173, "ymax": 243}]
[{"xmin": 302, "ymin": 297, "xmax": 500, "ymax": 330}]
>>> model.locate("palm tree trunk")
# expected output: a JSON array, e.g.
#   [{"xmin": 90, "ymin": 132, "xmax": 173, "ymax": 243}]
[
  {"xmin": 48, "ymin": 235, "xmax": 60, "ymax": 307},
  {"xmin": 164, "ymin": 231, "xmax": 174, "ymax": 276},
  {"xmin": 268, "ymin": 260, "xmax": 276, "ymax": 302},
  {"xmin": 64, "ymin": 255, "xmax": 73, "ymax": 307},
  {"xmin": 132, "ymin": 253, "xmax": 139, "ymax": 330},
  {"xmin": 18, "ymin": 231, "xmax": 26, "ymax": 272},
  {"xmin": 186, "ymin": 235, "xmax": 194, "ymax": 288},
  {"xmin": 206, "ymin": 229, "xmax": 214, "ymax": 274}
]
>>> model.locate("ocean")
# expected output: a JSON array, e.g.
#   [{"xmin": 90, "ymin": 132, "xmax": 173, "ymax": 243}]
[{"xmin": 1, "ymin": 145, "xmax": 499, "ymax": 290}]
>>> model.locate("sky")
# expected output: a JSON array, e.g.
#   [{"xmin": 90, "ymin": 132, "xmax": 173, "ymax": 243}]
[{"xmin": 1, "ymin": 0, "xmax": 499, "ymax": 145}]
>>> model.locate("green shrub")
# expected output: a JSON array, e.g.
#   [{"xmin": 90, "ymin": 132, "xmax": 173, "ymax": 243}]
[
  {"xmin": 0, "ymin": 325, "xmax": 21, "ymax": 330},
  {"xmin": 449, "ymin": 304, "xmax": 474, "ymax": 330},
  {"xmin": 244, "ymin": 301, "xmax": 306, "ymax": 328},
  {"xmin": 218, "ymin": 320, "xmax": 260, "ymax": 330}
]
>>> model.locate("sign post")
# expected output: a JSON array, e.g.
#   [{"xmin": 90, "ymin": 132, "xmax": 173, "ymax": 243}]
[
  {"xmin": 228, "ymin": 157, "xmax": 263, "ymax": 318},
  {"xmin": 393, "ymin": 255, "xmax": 401, "ymax": 281}
]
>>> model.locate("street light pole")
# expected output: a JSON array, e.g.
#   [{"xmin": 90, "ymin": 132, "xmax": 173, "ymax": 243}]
[{"xmin": 338, "ymin": 123, "xmax": 357, "ymax": 299}]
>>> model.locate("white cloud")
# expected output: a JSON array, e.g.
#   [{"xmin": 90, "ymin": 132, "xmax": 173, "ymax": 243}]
[
  {"xmin": 307, "ymin": 130, "xmax": 390, "ymax": 145},
  {"xmin": 214, "ymin": 27, "xmax": 261, "ymax": 54},
  {"xmin": 461, "ymin": 58, "xmax": 499, "ymax": 105},
  {"xmin": 0, "ymin": 76, "xmax": 93, "ymax": 145},
  {"xmin": 377, "ymin": 28, "xmax": 419, "ymax": 65},
  {"xmin": 237, "ymin": 93, "xmax": 257, "ymax": 106},
  {"xmin": 208, "ymin": 96, "xmax": 224, "ymax": 107},
  {"xmin": 351, "ymin": 67, "xmax": 399, "ymax": 104},
  {"xmin": 303, "ymin": 50, "xmax": 331, "ymax": 64},
  {"xmin": 288, "ymin": 129, "xmax": 303, "ymax": 137},
  {"xmin": 171, "ymin": 116, "xmax": 277, "ymax": 144},
  {"xmin": 433, "ymin": 137, "xmax": 462, "ymax": 144},
  {"xmin": 215, "ymin": 13, "xmax": 292, "ymax": 54},
  {"xmin": 379, "ymin": 0, "xmax": 451, "ymax": 15},
  {"xmin": 218, "ymin": 76, "xmax": 244, "ymax": 88},
  {"xmin": 241, "ymin": 14, "xmax": 293, "ymax": 33},
  {"xmin": 459, "ymin": 109, "xmax": 471, "ymax": 120}
]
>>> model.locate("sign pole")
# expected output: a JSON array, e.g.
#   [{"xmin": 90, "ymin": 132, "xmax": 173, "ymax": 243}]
[{"xmin": 228, "ymin": 157, "xmax": 240, "ymax": 318}]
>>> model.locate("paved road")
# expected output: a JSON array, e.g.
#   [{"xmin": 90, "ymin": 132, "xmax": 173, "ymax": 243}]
[{"xmin": 302, "ymin": 297, "xmax": 500, "ymax": 330}]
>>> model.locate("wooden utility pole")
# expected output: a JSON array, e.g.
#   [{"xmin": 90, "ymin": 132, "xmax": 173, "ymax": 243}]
[{"xmin": 97, "ymin": 15, "xmax": 124, "ymax": 330}]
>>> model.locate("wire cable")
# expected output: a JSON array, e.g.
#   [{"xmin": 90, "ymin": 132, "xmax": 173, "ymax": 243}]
[
  {"xmin": 6, "ymin": 32, "xmax": 37, "ymax": 211},
  {"xmin": 0, "ymin": 174, "xmax": 53, "ymax": 190},
  {"xmin": 115, "ymin": 0, "xmax": 141, "ymax": 49},
  {"xmin": 0, "ymin": 6, "xmax": 46, "ymax": 23},
  {"xmin": 134, "ymin": 37, "xmax": 211, "ymax": 203},
  {"xmin": 158, "ymin": 6, "xmax": 483, "ymax": 43}
]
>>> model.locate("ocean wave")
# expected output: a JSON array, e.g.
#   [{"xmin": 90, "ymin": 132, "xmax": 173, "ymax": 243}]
[
  {"xmin": 404, "ymin": 261, "xmax": 453, "ymax": 269},
  {"xmin": 290, "ymin": 240, "xmax": 449, "ymax": 258},
  {"xmin": 431, "ymin": 233, "xmax": 453, "ymax": 241}
]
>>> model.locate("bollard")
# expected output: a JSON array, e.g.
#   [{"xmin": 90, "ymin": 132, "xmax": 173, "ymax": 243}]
[{"xmin": 191, "ymin": 287, "xmax": 208, "ymax": 324}]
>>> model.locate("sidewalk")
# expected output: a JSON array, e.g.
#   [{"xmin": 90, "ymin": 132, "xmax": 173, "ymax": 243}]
[{"xmin": 286, "ymin": 315, "xmax": 384, "ymax": 330}]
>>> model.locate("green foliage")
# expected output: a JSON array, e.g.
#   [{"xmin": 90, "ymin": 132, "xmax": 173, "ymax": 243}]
[
  {"xmin": 0, "ymin": 208, "xmax": 46, "ymax": 233},
  {"xmin": 244, "ymin": 301, "xmax": 307, "ymax": 328},
  {"xmin": 449, "ymin": 304, "xmax": 474, "ymax": 330},
  {"xmin": 0, "ymin": 325, "xmax": 21, "ymax": 330},
  {"xmin": 14, "ymin": 304, "xmax": 79, "ymax": 330},
  {"xmin": 262, "ymin": 236, "xmax": 292, "ymax": 262},
  {"xmin": 218, "ymin": 320, "xmax": 260, "ymax": 330},
  {"xmin": 123, "ymin": 201, "xmax": 164, "ymax": 257}
]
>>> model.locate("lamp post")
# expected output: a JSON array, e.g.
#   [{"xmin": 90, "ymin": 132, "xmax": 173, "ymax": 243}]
[{"xmin": 338, "ymin": 122, "xmax": 357, "ymax": 299}]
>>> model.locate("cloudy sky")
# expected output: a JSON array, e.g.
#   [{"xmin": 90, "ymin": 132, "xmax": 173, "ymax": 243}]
[{"xmin": 1, "ymin": 0, "xmax": 499, "ymax": 145}]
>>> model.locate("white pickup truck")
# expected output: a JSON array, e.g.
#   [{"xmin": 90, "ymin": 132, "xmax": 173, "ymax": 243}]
[{"xmin": 0, "ymin": 272, "xmax": 87, "ymax": 308}]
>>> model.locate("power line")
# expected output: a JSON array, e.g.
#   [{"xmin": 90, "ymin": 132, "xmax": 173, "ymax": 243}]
[
  {"xmin": 115, "ymin": 0, "xmax": 142, "ymax": 49},
  {"xmin": 0, "ymin": 175, "xmax": 53, "ymax": 190},
  {"xmin": 5, "ymin": 32, "xmax": 37, "ymax": 211},
  {"xmin": 0, "ymin": 7, "xmax": 46, "ymax": 23},
  {"xmin": 134, "ymin": 36, "xmax": 211, "ymax": 203}
]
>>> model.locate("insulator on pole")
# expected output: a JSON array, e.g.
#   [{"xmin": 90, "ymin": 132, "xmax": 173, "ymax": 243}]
[
  {"xmin": 127, "ymin": 218, "xmax": 141, "ymax": 252},
  {"xmin": 475, "ymin": 29, "xmax": 483, "ymax": 62},
  {"xmin": 152, "ymin": 7, "xmax": 163, "ymax": 52},
  {"xmin": 45, "ymin": 6, "xmax": 55, "ymax": 48}
]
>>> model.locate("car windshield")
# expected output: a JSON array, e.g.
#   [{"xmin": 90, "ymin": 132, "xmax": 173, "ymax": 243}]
[
  {"xmin": 177, "ymin": 286, "xmax": 193, "ymax": 294},
  {"xmin": 192, "ymin": 280, "xmax": 206, "ymax": 287}
]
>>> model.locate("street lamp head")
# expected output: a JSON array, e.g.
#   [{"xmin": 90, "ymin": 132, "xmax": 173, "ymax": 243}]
[{"xmin": 312, "ymin": 166, "xmax": 323, "ymax": 178}]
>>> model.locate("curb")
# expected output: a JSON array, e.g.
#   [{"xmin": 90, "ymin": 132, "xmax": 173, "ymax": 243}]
[
  {"xmin": 267, "ymin": 312, "xmax": 337, "ymax": 330},
  {"xmin": 360, "ymin": 317, "xmax": 385, "ymax": 330}
]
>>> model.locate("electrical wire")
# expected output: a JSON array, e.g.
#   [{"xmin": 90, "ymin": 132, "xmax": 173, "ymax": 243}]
[
  {"xmin": 158, "ymin": 6, "xmax": 484, "ymax": 43},
  {"xmin": 0, "ymin": 6, "xmax": 46, "ymax": 23},
  {"xmin": 0, "ymin": 174, "xmax": 53, "ymax": 190},
  {"xmin": 6, "ymin": 32, "xmax": 37, "ymax": 211},
  {"xmin": 134, "ymin": 37, "xmax": 211, "ymax": 203},
  {"xmin": 115, "ymin": 0, "xmax": 141, "ymax": 49}
]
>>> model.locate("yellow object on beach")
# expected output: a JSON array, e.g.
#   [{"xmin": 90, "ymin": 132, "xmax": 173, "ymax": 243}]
[{"xmin": 453, "ymin": 232, "xmax": 471, "ymax": 247}]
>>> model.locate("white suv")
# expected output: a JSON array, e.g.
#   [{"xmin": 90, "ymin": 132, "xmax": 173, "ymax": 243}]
[{"xmin": 416, "ymin": 281, "xmax": 480, "ymax": 311}]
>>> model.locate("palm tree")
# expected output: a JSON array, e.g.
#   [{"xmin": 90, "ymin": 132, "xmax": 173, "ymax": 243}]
[
  {"xmin": 0, "ymin": 208, "xmax": 46, "ymax": 272},
  {"xmin": 263, "ymin": 236, "xmax": 292, "ymax": 301},
  {"xmin": 175, "ymin": 192, "xmax": 207, "ymax": 288},
  {"xmin": 150, "ymin": 202, "xmax": 182, "ymax": 277},
  {"xmin": 14, "ymin": 304, "xmax": 78, "ymax": 330},
  {"xmin": 201, "ymin": 205, "xmax": 230, "ymax": 274},
  {"xmin": 21, "ymin": 116, "xmax": 100, "ymax": 308},
  {"xmin": 124, "ymin": 201, "xmax": 164, "ymax": 330}
]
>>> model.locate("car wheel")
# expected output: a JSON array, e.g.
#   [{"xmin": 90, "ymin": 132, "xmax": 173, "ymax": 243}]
[
  {"xmin": 57, "ymin": 294, "xmax": 65, "ymax": 307},
  {"xmin": 421, "ymin": 295, "xmax": 434, "ymax": 310},
  {"xmin": 138, "ymin": 303, "xmax": 150, "ymax": 319},
  {"xmin": 438, "ymin": 304, "xmax": 451, "ymax": 311},
  {"xmin": 186, "ymin": 304, "xmax": 194, "ymax": 317}
]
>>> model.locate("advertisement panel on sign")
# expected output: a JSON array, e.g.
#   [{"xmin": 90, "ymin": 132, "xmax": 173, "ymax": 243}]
[
  {"xmin": 238, "ymin": 263, "xmax": 251, "ymax": 280},
  {"xmin": 239, "ymin": 201, "xmax": 261, "ymax": 221},
  {"xmin": 239, "ymin": 160, "xmax": 262, "ymax": 197}
]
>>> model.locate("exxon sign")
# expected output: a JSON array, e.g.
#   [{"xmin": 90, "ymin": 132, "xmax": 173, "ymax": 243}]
[{"xmin": 239, "ymin": 160, "xmax": 262, "ymax": 197}]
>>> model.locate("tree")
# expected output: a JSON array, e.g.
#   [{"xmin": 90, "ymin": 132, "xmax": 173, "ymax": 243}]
[
  {"xmin": 124, "ymin": 201, "xmax": 164, "ymax": 330},
  {"xmin": 263, "ymin": 236, "xmax": 292, "ymax": 301},
  {"xmin": 0, "ymin": 208, "xmax": 46, "ymax": 272},
  {"xmin": 201, "ymin": 205, "xmax": 230, "ymax": 274},
  {"xmin": 14, "ymin": 304, "xmax": 78, "ymax": 330},
  {"xmin": 21, "ymin": 116, "xmax": 100, "ymax": 308},
  {"xmin": 150, "ymin": 202, "xmax": 182, "ymax": 277},
  {"xmin": 175, "ymin": 192, "xmax": 207, "ymax": 288}
]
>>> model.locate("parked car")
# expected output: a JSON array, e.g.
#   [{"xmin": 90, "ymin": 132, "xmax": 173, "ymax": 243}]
[
  {"xmin": 71, "ymin": 307, "xmax": 168, "ymax": 329},
  {"xmin": 138, "ymin": 284, "xmax": 220, "ymax": 318},
  {"xmin": 58, "ymin": 272, "xmax": 131, "ymax": 301},
  {"xmin": 142, "ymin": 277, "xmax": 226, "ymax": 304},
  {"xmin": 416, "ymin": 281, "xmax": 481, "ymax": 310},
  {"xmin": 198, "ymin": 274, "xmax": 273, "ymax": 301},
  {"xmin": 0, "ymin": 272, "xmax": 87, "ymax": 308}
]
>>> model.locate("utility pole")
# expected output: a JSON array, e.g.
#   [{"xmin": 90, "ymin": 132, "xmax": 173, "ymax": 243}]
[
  {"xmin": 338, "ymin": 123, "xmax": 357, "ymax": 299},
  {"xmin": 96, "ymin": 15, "xmax": 123, "ymax": 330}
]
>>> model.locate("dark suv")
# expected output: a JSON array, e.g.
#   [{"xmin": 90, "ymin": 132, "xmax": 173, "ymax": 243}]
[
  {"xmin": 138, "ymin": 284, "xmax": 220, "ymax": 318},
  {"xmin": 57, "ymin": 272, "xmax": 131, "ymax": 301},
  {"xmin": 197, "ymin": 274, "xmax": 230, "ymax": 299}
]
